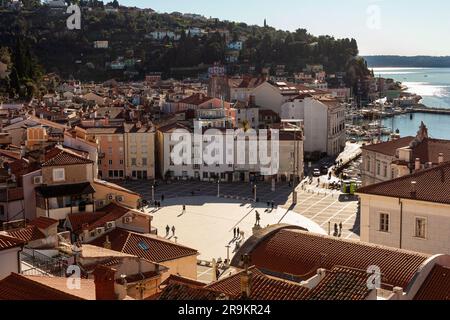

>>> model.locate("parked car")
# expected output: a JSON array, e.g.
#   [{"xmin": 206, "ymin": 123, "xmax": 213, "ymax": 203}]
[
  {"xmin": 320, "ymin": 166, "xmax": 329, "ymax": 175},
  {"xmin": 313, "ymin": 169, "xmax": 321, "ymax": 177}
]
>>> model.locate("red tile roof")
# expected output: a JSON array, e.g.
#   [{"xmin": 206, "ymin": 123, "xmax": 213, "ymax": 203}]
[
  {"xmin": 29, "ymin": 217, "xmax": 58, "ymax": 230},
  {"xmin": 411, "ymin": 138, "xmax": 450, "ymax": 164},
  {"xmin": 357, "ymin": 162, "xmax": 450, "ymax": 205},
  {"xmin": 207, "ymin": 268, "xmax": 310, "ymax": 300},
  {"xmin": 414, "ymin": 265, "xmax": 450, "ymax": 300},
  {"xmin": 87, "ymin": 203, "xmax": 130, "ymax": 231},
  {"xmin": 0, "ymin": 273, "xmax": 93, "ymax": 300},
  {"xmin": 306, "ymin": 267, "xmax": 371, "ymax": 300},
  {"xmin": 42, "ymin": 148, "xmax": 94, "ymax": 167},
  {"xmin": 161, "ymin": 274, "xmax": 207, "ymax": 288},
  {"xmin": 158, "ymin": 283, "xmax": 223, "ymax": 300},
  {"xmin": 89, "ymin": 228, "xmax": 198, "ymax": 263},
  {"xmin": 234, "ymin": 228, "xmax": 430, "ymax": 289},
  {"xmin": 236, "ymin": 77, "xmax": 265, "ymax": 89},
  {"xmin": 179, "ymin": 93, "xmax": 213, "ymax": 106},
  {"xmin": 6, "ymin": 225, "xmax": 46, "ymax": 243},
  {"xmin": 66, "ymin": 212, "xmax": 108, "ymax": 234},
  {"xmin": 0, "ymin": 234, "xmax": 24, "ymax": 252},
  {"xmin": 361, "ymin": 137, "xmax": 415, "ymax": 156}
]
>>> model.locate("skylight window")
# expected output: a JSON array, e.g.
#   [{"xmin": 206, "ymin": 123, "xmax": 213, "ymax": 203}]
[{"xmin": 138, "ymin": 241, "xmax": 149, "ymax": 250}]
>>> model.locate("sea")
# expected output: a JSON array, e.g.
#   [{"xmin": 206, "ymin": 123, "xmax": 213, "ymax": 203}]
[{"xmin": 372, "ymin": 67, "xmax": 450, "ymax": 140}]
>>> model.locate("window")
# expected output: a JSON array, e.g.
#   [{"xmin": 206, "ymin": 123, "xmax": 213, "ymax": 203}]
[
  {"xmin": 379, "ymin": 213, "xmax": 390, "ymax": 233},
  {"xmin": 203, "ymin": 172, "xmax": 208, "ymax": 179},
  {"xmin": 53, "ymin": 168, "xmax": 65, "ymax": 182},
  {"xmin": 0, "ymin": 205, "xmax": 4, "ymax": 217},
  {"xmin": 376, "ymin": 161, "xmax": 381, "ymax": 175},
  {"xmin": 97, "ymin": 160, "xmax": 102, "ymax": 165},
  {"xmin": 119, "ymin": 170, "xmax": 124, "ymax": 178},
  {"xmin": 108, "ymin": 170, "xmax": 113, "ymax": 177},
  {"xmin": 131, "ymin": 158, "xmax": 137, "ymax": 166},
  {"xmin": 367, "ymin": 158, "xmax": 371, "ymax": 171},
  {"xmin": 138, "ymin": 241, "xmax": 149, "ymax": 250},
  {"xmin": 119, "ymin": 160, "xmax": 124, "ymax": 165},
  {"xmin": 383, "ymin": 164, "xmax": 388, "ymax": 177},
  {"xmin": 108, "ymin": 160, "xmax": 113, "ymax": 166},
  {"xmin": 142, "ymin": 158, "xmax": 147, "ymax": 166},
  {"xmin": 415, "ymin": 218, "xmax": 427, "ymax": 239},
  {"xmin": 391, "ymin": 168, "xmax": 396, "ymax": 179}
]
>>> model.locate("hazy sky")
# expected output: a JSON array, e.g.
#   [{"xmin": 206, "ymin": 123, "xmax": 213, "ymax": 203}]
[{"xmin": 119, "ymin": 0, "xmax": 450, "ymax": 56}]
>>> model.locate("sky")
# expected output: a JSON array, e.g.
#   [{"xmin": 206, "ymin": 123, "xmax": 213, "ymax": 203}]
[{"xmin": 119, "ymin": 0, "xmax": 450, "ymax": 56}]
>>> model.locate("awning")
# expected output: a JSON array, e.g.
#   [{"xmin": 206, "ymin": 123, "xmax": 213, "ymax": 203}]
[{"xmin": 36, "ymin": 182, "xmax": 95, "ymax": 198}]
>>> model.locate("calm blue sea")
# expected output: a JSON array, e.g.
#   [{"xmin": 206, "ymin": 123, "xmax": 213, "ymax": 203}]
[{"xmin": 373, "ymin": 67, "xmax": 450, "ymax": 139}]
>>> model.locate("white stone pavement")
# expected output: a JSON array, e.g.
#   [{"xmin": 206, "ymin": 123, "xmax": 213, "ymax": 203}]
[{"xmin": 145, "ymin": 196, "xmax": 326, "ymax": 262}]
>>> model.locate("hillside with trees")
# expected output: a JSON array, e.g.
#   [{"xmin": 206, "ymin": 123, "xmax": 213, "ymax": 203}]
[{"xmin": 0, "ymin": 1, "xmax": 370, "ymax": 94}]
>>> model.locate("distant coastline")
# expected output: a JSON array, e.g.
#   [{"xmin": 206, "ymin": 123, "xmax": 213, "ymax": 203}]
[{"xmin": 364, "ymin": 55, "xmax": 450, "ymax": 68}]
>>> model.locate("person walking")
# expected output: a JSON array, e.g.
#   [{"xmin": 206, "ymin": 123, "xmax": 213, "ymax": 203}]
[
  {"xmin": 166, "ymin": 225, "xmax": 170, "ymax": 236},
  {"xmin": 237, "ymin": 227, "xmax": 240, "ymax": 238},
  {"xmin": 161, "ymin": 194, "xmax": 165, "ymax": 202},
  {"xmin": 233, "ymin": 228, "xmax": 236, "ymax": 238},
  {"xmin": 172, "ymin": 226, "xmax": 176, "ymax": 236},
  {"xmin": 182, "ymin": 205, "xmax": 186, "ymax": 214}
]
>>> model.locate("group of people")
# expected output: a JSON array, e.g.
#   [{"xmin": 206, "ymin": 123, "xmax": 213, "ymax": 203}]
[
  {"xmin": 266, "ymin": 201, "xmax": 276, "ymax": 211},
  {"xmin": 233, "ymin": 227, "xmax": 241, "ymax": 239},
  {"xmin": 166, "ymin": 225, "xmax": 176, "ymax": 236},
  {"xmin": 333, "ymin": 222, "xmax": 343, "ymax": 237}
]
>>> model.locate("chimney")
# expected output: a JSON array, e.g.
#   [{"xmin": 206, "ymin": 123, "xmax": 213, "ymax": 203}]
[
  {"xmin": 415, "ymin": 158, "xmax": 421, "ymax": 171},
  {"xmin": 392, "ymin": 287, "xmax": 404, "ymax": 300},
  {"xmin": 240, "ymin": 254, "xmax": 252, "ymax": 299},
  {"xmin": 103, "ymin": 235, "xmax": 112, "ymax": 250},
  {"xmin": 410, "ymin": 181, "xmax": 417, "ymax": 198},
  {"xmin": 93, "ymin": 265, "xmax": 117, "ymax": 300},
  {"xmin": 438, "ymin": 153, "xmax": 444, "ymax": 164}
]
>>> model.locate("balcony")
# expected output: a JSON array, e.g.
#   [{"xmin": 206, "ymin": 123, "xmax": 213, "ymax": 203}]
[{"xmin": 35, "ymin": 182, "xmax": 96, "ymax": 221}]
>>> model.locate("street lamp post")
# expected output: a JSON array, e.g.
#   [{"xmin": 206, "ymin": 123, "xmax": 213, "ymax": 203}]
[
  {"xmin": 217, "ymin": 179, "xmax": 220, "ymax": 198},
  {"xmin": 253, "ymin": 184, "xmax": 257, "ymax": 202},
  {"xmin": 151, "ymin": 185, "xmax": 155, "ymax": 204}
]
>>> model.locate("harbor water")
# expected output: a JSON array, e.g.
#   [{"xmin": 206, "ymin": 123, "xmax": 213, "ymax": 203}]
[{"xmin": 373, "ymin": 67, "xmax": 450, "ymax": 139}]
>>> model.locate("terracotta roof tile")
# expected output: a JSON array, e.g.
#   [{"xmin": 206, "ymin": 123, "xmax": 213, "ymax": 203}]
[
  {"xmin": 306, "ymin": 267, "xmax": 371, "ymax": 300},
  {"xmin": 0, "ymin": 234, "xmax": 24, "ymax": 251},
  {"xmin": 361, "ymin": 137, "xmax": 415, "ymax": 156},
  {"xmin": 411, "ymin": 138, "xmax": 450, "ymax": 164},
  {"xmin": 414, "ymin": 265, "xmax": 450, "ymax": 300},
  {"xmin": 89, "ymin": 228, "xmax": 198, "ymax": 263},
  {"xmin": 207, "ymin": 268, "xmax": 310, "ymax": 300},
  {"xmin": 6, "ymin": 225, "xmax": 46, "ymax": 243},
  {"xmin": 158, "ymin": 283, "xmax": 222, "ymax": 300},
  {"xmin": 161, "ymin": 274, "xmax": 207, "ymax": 287},
  {"xmin": 0, "ymin": 273, "xmax": 91, "ymax": 300},
  {"xmin": 237, "ymin": 229, "xmax": 429, "ymax": 289},
  {"xmin": 29, "ymin": 217, "xmax": 58, "ymax": 230},
  {"xmin": 66, "ymin": 212, "xmax": 108, "ymax": 234},
  {"xmin": 42, "ymin": 148, "xmax": 94, "ymax": 167},
  {"xmin": 357, "ymin": 162, "xmax": 450, "ymax": 205},
  {"xmin": 179, "ymin": 93, "xmax": 213, "ymax": 106}
]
